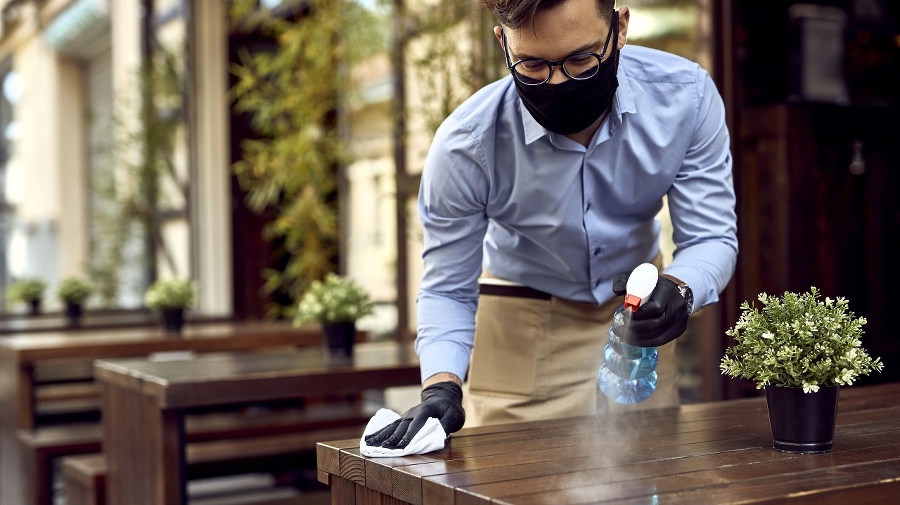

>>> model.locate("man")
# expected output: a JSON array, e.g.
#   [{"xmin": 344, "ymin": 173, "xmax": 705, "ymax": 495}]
[{"xmin": 367, "ymin": 0, "xmax": 737, "ymax": 450}]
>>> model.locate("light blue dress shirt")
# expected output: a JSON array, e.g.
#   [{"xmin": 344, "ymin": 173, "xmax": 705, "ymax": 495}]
[{"xmin": 416, "ymin": 45, "xmax": 738, "ymax": 383}]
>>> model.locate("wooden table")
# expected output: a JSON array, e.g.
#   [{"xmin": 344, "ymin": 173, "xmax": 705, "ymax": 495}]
[
  {"xmin": 318, "ymin": 382, "xmax": 900, "ymax": 505},
  {"xmin": 93, "ymin": 340, "xmax": 420, "ymax": 505},
  {"xmin": 0, "ymin": 321, "xmax": 335, "ymax": 503},
  {"xmin": 0, "ymin": 321, "xmax": 330, "ymax": 431}
]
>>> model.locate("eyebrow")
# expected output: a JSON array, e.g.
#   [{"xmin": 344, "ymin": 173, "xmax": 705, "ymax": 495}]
[{"xmin": 510, "ymin": 36, "xmax": 606, "ymax": 61}]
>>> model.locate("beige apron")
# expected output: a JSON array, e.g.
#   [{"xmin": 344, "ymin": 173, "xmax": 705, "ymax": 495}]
[{"xmin": 463, "ymin": 256, "xmax": 678, "ymax": 428}]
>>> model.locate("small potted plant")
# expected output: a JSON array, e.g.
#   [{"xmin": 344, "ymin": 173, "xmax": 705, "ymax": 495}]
[
  {"xmin": 7, "ymin": 277, "xmax": 47, "ymax": 315},
  {"xmin": 720, "ymin": 287, "xmax": 884, "ymax": 453},
  {"xmin": 294, "ymin": 273, "xmax": 374, "ymax": 356},
  {"xmin": 144, "ymin": 278, "xmax": 197, "ymax": 334},
  {"xmin": 57, "ymin": 276, "xmax": 93, "ymax": 324}
]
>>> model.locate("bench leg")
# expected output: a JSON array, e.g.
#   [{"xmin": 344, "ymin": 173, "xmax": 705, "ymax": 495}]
[
  {"xmin": 63, "ymin": 472, "xmax": 104, "ymax": 505},
  {"xmin": 19, "ymin": 446, "xmax": 54, "ymax": 505}
]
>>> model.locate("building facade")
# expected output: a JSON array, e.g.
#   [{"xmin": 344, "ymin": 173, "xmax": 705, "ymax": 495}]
[{"xmin": 0, "ymin": 0, "xmax": 230, "ymax": 314}]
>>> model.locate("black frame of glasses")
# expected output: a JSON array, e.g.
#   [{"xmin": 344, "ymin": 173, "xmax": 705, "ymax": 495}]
[{"xmin": 502, "ymin": 11, "xmax": 618, "ymax": 86}]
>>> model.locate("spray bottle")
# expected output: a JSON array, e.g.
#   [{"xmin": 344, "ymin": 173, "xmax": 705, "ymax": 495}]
[{"xmin": 597, "ymin": 263, "xmax": 659, "ymax": 404}]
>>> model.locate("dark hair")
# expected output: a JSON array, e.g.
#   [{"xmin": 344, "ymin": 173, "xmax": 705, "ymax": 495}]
[{"xmin": 482, "ymin": 0, "xmax": 615, "ymax": 29}]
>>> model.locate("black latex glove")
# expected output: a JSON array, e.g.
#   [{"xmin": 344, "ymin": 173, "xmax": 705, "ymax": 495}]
[
  {"xmin": 364, "ymin": 381, "xmax": 465, "ymax": 450},
  {"xmin": 611, "ymin": 273, "xmax": 688, "ymax": 347}
]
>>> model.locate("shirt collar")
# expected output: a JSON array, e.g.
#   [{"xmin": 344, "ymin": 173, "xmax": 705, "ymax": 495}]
[
  {"xmin": 520, "ymin": 103, "xmax": 547, "ymax": 145},
  {"xmin": 519, "ymin": 61, "xmax": 636, "ymax": 145}
]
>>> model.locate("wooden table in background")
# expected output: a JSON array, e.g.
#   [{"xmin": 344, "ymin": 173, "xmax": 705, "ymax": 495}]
[
  {"xmin": 0, "ymin": 321, "xmax": 330, "ymax": 431},
  {"xmin": 318, "ymin": 382, "xmax": 900, "ymax": 505},
  {"xmin": 94, "ymin": 340, "xmax": 420, "ymax": 505},
  {"xmin": 0, "ymin": 321, "xmax": 333, "ymax": 503}
]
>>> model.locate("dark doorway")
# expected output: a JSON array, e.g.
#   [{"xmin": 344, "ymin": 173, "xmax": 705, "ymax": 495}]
[{"xmin": 717, "ymin": 0, "xmax": 900, "ymax": 398}]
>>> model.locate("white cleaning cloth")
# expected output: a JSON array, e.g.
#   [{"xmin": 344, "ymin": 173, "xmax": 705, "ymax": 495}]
[{"xmin": 359, "ymin": 408, "xmax": 447, "ymax": 457}]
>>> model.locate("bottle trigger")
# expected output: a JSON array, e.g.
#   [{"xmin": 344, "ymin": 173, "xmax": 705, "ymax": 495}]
[{"xmin": 624, "ymin": 294, "xmax": 642, "ymax": 312}]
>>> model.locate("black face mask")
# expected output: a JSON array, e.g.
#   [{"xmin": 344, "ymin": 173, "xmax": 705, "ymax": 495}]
[{"xmin": 508, "ymin": 12, "xmax": 620, "ymax": 135}]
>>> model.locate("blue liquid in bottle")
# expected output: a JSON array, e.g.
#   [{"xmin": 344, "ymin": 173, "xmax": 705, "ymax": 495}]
[{"xmin": 598, "ymin": 306, "xmax": 658, "ymax": 404}]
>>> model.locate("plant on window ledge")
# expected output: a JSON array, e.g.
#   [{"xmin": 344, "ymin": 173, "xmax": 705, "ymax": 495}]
[
  {"xmin": 6, "ymin": 277, "xmax": 47, "ymax": 314},
  {"xmin": 295, "ymin": 273, "xmax": 374, "ymax": 325},
  {"xmin": 57, "ymin": 276, "xmax": 94, "ymax": 323},
  {"xmin": 295, "ymin": 273, "xmax": 374, "ymax": 355},
  {"xmin": 144, "ymin": 278, "xmax": 197, "ymax": 311},
  {"xmin": 144, "ymin": 278, "xmax": 197, "ymax": 334}
]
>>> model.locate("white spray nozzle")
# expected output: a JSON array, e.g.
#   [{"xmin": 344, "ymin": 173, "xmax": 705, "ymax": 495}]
[{"xmin": 623, "ymin": 263, "xmax": 659, "ymax": 312}]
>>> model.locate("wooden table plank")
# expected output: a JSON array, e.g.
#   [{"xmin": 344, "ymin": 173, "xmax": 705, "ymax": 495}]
[
  {"xmin": 340, "ymin": 448, "xmax": 368, "ymax": 485},
  {"xmin": 317, "ymin": 438, "xmax": 360, "ymax": 479},
  {"xmin": 364, "ymin": 453, "xmax": 443, "ymax": 497}
]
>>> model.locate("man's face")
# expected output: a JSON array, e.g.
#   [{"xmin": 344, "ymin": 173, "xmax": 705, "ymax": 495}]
[{"xmin": 496, "ymin": 0, "xmax": 629, "ymax": 85}]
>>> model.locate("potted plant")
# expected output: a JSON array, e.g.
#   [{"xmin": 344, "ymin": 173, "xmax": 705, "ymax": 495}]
[
  {"xmin": 7, "ymin": 278, "xmax": 47, "ymax": 315},
  {"xmin": 294, "ymin": 273, "xmax": 374, "ymax": 356},
  {"xmin": 144, "ymin": 278, "xmax": 197, "ymax": 334},
  {"xmin": 720, "ymin": 287, "xmax": 884, "ymax": 453},
  {"xmin": 57, "ymin": 276, "xmax": 94, "ymax": 324}
]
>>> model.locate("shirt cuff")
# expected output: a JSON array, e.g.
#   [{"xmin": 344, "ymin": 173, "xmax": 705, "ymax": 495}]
[
  {"xmin": 416, "ymin": 339, "xmax": 472, "ymax": 384},
  {"xmin": 663, "ymin": 265, "xmax": 715, "ymax": 309}
]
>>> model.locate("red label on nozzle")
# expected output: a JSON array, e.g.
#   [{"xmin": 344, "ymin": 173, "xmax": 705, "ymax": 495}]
[{"xmin": 624, "ymin": 294, "xmax": 642, "ymax": 312}]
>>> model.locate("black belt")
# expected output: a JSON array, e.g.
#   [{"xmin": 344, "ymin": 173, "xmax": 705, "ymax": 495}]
[{"xmin": 478, "ymin": 283, "xmax": 552, "ymax": 300}]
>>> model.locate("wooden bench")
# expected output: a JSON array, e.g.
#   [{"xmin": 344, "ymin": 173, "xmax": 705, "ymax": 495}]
[
  {"xmin": 20, "ymin": 402, "xmax": 374, "ymax": 505},
  {"xmin": 26, "ymin": 359, "xmax": 100, "ymax": 426},
  {"xmin": 61, "ymin": 453, "xmax": 106, "ymax": 505},
  {"xmin": 62, "ymin": 425, "xmax": 361, "ymax": 505},
  {"xmin": 63, "ymin": 452, "xmax": 331, "ymax": 505},
  {"xmin": 33, "ymin": 382, "xmax": 101, "ymax": 424}
]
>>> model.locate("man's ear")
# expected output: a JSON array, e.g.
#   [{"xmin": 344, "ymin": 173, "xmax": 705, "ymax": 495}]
[
  {"xmin": 616, "ymin": 6, "xmax": 630, "ymax": 49},
  {"xmin": 493, "ymin": 25, "xmax": 503, "ymax": 45}
]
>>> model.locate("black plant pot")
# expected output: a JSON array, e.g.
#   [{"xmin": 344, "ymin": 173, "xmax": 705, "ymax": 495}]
[
  {"xmin": 161, "ymin": 308, "xmax": 185, "ymax": 334},
  {"xmin": 766, "ymin": 385, "xmax": 840, "ymax": 453},
  {"xmin": 322, "ymin": 322, "xmax": 356, "ymax": 356},
  {"xmin": 28, "ymin": 299, "xmax": 41, "ymax": 316},
  {"xmin": 65, "ymin": 302, "xmax": 83, "ymax": 325}
]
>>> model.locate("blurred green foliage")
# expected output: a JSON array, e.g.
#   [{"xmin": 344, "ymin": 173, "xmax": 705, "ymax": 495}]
[{"xmin": 229, "ymin": 0, "xmax": 387, "ymax": 317}]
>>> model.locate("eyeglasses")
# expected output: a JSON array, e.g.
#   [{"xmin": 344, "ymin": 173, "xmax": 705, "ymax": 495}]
[{"xmin": 502, "ymin": 13, "xmax": 617, "ymax": 86}]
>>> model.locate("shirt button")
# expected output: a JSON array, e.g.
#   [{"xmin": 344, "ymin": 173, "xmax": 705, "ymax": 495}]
[
  {"xmin": 592, "ymin": 247, "xmax": 602, "ymax": 256},
  {"xmin": 585, "ymin": 201, "xmax": 591, "ymax": 211}
]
